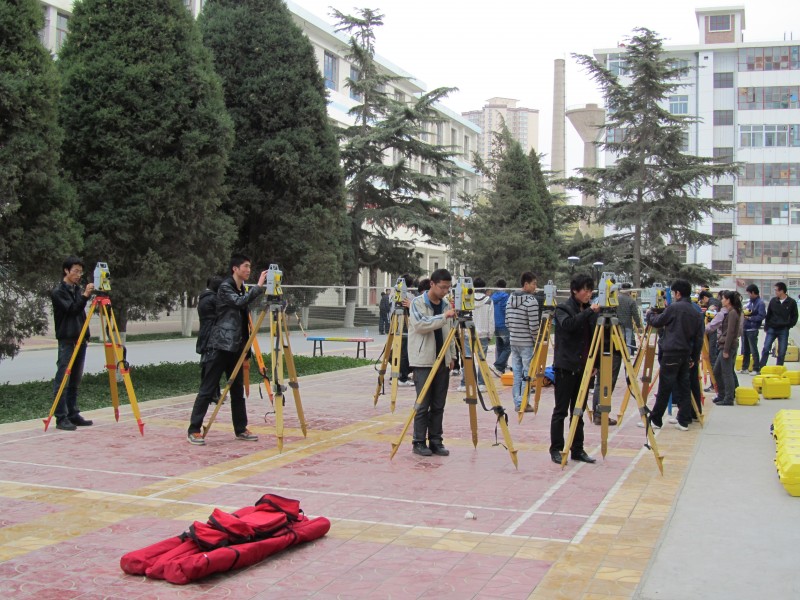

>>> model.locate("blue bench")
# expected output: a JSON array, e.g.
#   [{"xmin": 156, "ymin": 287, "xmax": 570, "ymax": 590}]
[{"xmin": 307, "ymin": 336, "xmax": 373, "ymax": 359}]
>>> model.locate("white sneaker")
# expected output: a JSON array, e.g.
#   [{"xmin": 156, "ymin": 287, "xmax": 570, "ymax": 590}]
[
  {"xmin": 456, "ymin": 385, "xmax": 466, "ymax": 392},
  {"xmin": 668, "ymin": 417, "xmax": 678, "ymax": 424},
  {"xmin": 674, "ymin": 422, "xmax": 689, "ymax": 431},
  {"xmin": 478, "ymin": 385, "xmax": 487, "ymax": 392},
  {"xmin": 398, "ymin": 380, "xmax": 415, "ymax": 387},
  {"xmin": 636, "ymin": 421, "xmax": 661, "ymax": 430}
]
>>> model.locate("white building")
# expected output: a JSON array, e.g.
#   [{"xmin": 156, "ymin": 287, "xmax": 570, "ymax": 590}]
[
  {"xmin": 38, "ymin": 0, "xmax": 480, "ymax": 290},
  {"xmin": 594, "ymin": 6, "xmax": 800, "ymax": 295}
]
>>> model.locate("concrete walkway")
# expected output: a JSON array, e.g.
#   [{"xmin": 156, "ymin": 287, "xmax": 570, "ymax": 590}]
[{"xmin": 0, "ymin": 352, "xmax": 798, "ymax": 598}]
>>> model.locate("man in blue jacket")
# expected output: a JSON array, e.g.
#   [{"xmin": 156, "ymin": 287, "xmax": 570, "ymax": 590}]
[
  {"xmin": 740, "ymin": 284, "xmax": 766, "ymax": 374},
  {"xmin": 491, "ymin": 280, "xmax": 510, "ymax": 374}
]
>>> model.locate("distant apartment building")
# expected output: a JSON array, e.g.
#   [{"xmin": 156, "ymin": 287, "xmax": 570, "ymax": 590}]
[
  {"xmin": 594, "ymin": 6, "xmax": 800, "ymax": 294},
  {"xmin": 38, "ymin": 0, "xmax": 479, "ymax": 289},
  {"xmin": 463, "ymin": 97, "xmax": 539, "ymax": 188}
]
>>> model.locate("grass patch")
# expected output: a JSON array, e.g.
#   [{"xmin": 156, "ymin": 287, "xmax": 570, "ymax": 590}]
[
  {"xmin": 89, "ymin": 332, "xmax": 195, "ymax": 343},
  {"xmin": 0, "ymin": 354, "xmax": 371, "ymax": 425}
]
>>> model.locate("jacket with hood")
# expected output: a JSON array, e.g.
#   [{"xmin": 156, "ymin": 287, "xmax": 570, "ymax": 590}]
[
  {"xmin": 408, "ymin": 292, "xmax": 456, "ymax": 367},
  {"xmin": 492, "ymin": 290, "xmax": 509, "ymax": 329},
  {"xmin": 472, "ymin": 292, "xmax": 495, "ymax": 339},
  {"xmin": 506, "ymin": 290, "xmax": 540, "ymax": 347}
]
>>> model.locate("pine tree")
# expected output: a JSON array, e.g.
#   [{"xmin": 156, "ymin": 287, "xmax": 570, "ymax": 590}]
[
  {"xmin": 58, "ymin": 0, "xmax": 235, "ymax": 330},
  {"xmin": 199, "ymin": 0, "xmax": 347, "ymax": 285},
  {"xmin": 0, "ymin": 0, "xmax": 81, "ymax": 359},
  {"xmin": 568, "ymin": 28, "xmax": 739, "ymax": 286},
  {"xmin": 333, "ymin": 9, "xmax": 458, "ymax": 324}
]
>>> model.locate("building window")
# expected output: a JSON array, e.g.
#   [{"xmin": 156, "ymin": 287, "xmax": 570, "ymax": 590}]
[
  {"xmin": 737, "ymin": 202, "xmax": 795, "ymax": 225},
  {"xmin": 394, "ymin": 89, "xmax": 405, "ymax": 103},
  {"xmin": 669, "ymin": 95, "xmax": 689, "ymax": 114},
  {"xmin": 713, "ymin": 72, "xmax": 734, "ymax": 88},
  {"xmin": 738, "ymin": 46, "xmax": 800, "ymax": 72},
  {"xmin": 712, "ymin": 223, "xmax": 733, "ymax": 236},
  {"xmin": 765, "ymin": 125, "xmax": 789, "ymax": 147},
  {"xmin": 709, "ymin": 15, "xmax": 731, "ymax": 32},
  {"xmin": 39, "ymin": 6, "xmax": 50, "ymax": 46},
  {"xmin": 607, "ymin": 53, "xmax": 628, "ymax": 76},
  {"xmin": 349, "ymin": 66, "xmax": 362, "ymax": 101},
  {"xmin": 713, "ymin": 147, "xmax": 733, "ymax": 163},
  {"xmin": 737, "ymin": 241, "xmax": 800, "ymax": 264},
  {"xmin": 450, "ymin": 128, "xmax": 458, "ymax": 149},
  {"xmin": 675, "ymin": 58, "xmax": 690, "ymax": 71},
  {"xmin": 740, "ymin": 125, "xmax": 763, "ymax": 147},
  {"xmin": 436, "ymin": 122, "xmax": 443, "ymax": 145},
  {"xmin": 738, "ymin": 86, "xmax": 800, "ymax": 110},
  {"xmin": 463, "ymin": 135, "xmax": 470, "ymax": 157},
  {"xmin": 712, "ymin": 260, "xmax": 733, "ymax": 272},
  {"xmin": 56, "ymin": 12, "xmax": 69, "ymax": 52},
  {"xmin": 679, "ymin": 130, "xmax": 689, "ymax": 152},
  {"xmin": 670, "ymin": 244, "xmax": 688, "ymax": 264},
  {"xmin": 714, "ymin": 110, "xmax": 734, "ymax": 126},
  {"xmin": 741, "ymin": 164, "xmax": 800, "ymax": 187},
  {"xmin": 323, "ymin": 51, "xmax": 338, "ymax": 90},
  {"xmin": 713, "ymin": 185, "xmax": 734, "ymax": 201}
]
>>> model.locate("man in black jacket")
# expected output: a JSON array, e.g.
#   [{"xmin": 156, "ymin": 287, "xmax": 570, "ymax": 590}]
[
  {"xmin": 50, "ymin": 256, "xmax": 95, "ymax": 431},
  {"xmin": 187, "ymin": 255, "xmax": 267, "ymax": 446},
  {"xmin": 196, "ymin": 275, "xmax": 223, "ymax": 384},
  {"xmin": 549, "ymin": 274, "xmax": 600, "ymax": 465},
  {"xmin": 759, "ymin": 281, "xmax": 799, "ymax": 369},
  {"xmin": 645, "ymin": 280, "xmax": 704, "ymax": 431}
]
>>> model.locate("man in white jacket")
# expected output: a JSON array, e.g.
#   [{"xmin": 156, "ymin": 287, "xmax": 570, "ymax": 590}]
[
  {"xmin": 408, "ymin": 269, "xmax": 457, "ymax": 456},
  {"xmin": 458, "ymin": 277, "xmax": 494, "ymax": 392}
]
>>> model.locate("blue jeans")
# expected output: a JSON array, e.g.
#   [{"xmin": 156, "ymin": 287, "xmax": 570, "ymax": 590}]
[
  {"xmin": 461, "ymin": 337, "xmax": 489, "ymax": 386},
  {"xmin": 511, "ymin": 345, "xmax": 534, "ymax": 410},
  {"xmin": 494, "ymin": 326, "xmax": 511, "ymax": 372},
  {"xmin": 741, "ymin": 329, "xmax": 760, "ymax": 371},
  {"xmin": 52, "ymin": 340, "xmax": 88, "ymax": 421},
  {"xmin": 760, "ymin": 327, "xmax": 789, "ymax": 368}
]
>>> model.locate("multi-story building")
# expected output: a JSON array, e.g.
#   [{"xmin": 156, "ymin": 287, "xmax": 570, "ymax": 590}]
[
  {"xmin": 594, "ymin": 6, "xmax": 800, "ymax": 296},
  {"xmin": 38, "ymin": 0, "xmax": 479, "ymax": 290},
  {"xmin": 463, "ymin": 97, "xmax": 539, "ymax": 189}
]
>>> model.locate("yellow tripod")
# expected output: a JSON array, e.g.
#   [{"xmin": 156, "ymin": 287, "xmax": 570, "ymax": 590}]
[
  {"xmin": 390, "ymin": 313, "xmax": 518, "ymax": 468},
  {"xmin": 616, "ymin": 324, "xmax": 657, "ymax": 424},
  {"xmin": 267, "ymin": 299, "xmax": 307, "ymax": 452},
  {"xmin": 519, "ymin": 311, "xmax": 553, "ymax": 420},
  {"xmin": 243, "ymin": 315, "xmax": 274, "ymax": 405},
  {"xmin": 44, "ymin": 294, "xmax": 145, "ymax": 435},
  {"xmin": 372, "ymin": 304, "xmax": 407, "ymax": 412},
  {"xmin": 560, "ymin": 313, "xmax": 664, "ymax": 474}
]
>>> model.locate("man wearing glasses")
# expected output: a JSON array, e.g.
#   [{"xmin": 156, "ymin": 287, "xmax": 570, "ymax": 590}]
[
  {"xmin": 408, "ymin": 269, "xmax": 457, "ymax": 456},
  {"xmin": 50, "ymin": 256, "xmax": 95, "ymax": 431}
]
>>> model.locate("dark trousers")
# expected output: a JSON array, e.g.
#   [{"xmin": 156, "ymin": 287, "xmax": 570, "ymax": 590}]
[
  {"xmin": 592, "ymin": 352, "xmax": 622, "ymax": 412},
  {"xmin": 379, "ymin": 313, "xmax": 389, "ymax": 334},
  {"xmin": 188, "ymin": 349, "xmax": 248, "ymax": 436},
  {"xmin": 494, "ymin": 326, "xmax": 511, "ymax": 372},
  {"xmin": 651, "ymin": 356, "xmax": 691, "ymax": 427},
  {"xmin": 399, "ymin": 335, "xmax": 411, "ymax": 381},
  {"xmin": 760, "ymin": 327, "xmax": 789, "ymax": 368},
  {"xmin": 707, "ymin": 331, "xmax": 719, "ymax": 369},
  {"xmin": 412, "ymin": 364, "xmax": 450, "ymax": 445},
  {"xmin": 52, "ymin": 340, "xmax": 87, "ymax": 421},
  {"xmin": 713, "ymin": 345, "xmax": 738, "ymax": 404},
  {"xmin": 550, "ymin": 368, "xmax": 588, "ymax": 455},
  {"xmin": 741, "ymin": 329, "xmax": 760, "ymax": 371}
]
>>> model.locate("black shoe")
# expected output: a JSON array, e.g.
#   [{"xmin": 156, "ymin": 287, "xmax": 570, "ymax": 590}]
[
  {"xmin": 716, "ymin": 400, "xmax": 734, "ymax": 406},
  {"xmin": 429, "ymin": 444, "xmax": 450, "ymax": 456},
  {"xmin": 550, "ymin": 450, "xmax": 563, "ymax": 464},
  {"xmin": 593, "ymin": 413, "xmax": 618, "ymax": 426},
  {"xmin": 412, "ymin": 443, "xmax": 433, "ymax": 457},
  {"xmin": 70, "ymin": 415, "xmax": 93, "ymax": 427},
  {"xmin": 56, "ymin": 419, "xmax": 77, "ymax": 431},
  {"xmin": 571, "ymin": 451, "xmax": 597, "ymax": 464}
]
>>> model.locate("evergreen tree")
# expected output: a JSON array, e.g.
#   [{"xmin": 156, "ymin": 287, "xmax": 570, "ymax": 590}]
[
  {"xmin": 58, "ymin": 0, "xmax": 234, "ymax": 330},
  {"xmin": 460, "ymin": 130, "xmax": 555, "ymax": 283},
  {"xmin": 199, "ymin": 0, "xmax": 347, "ymax": 285},
  {"xmin": 333, "ymin": 9, "xmax": 458, "ymax": 324},
  {"xmin": 0, "ymin": 0, "xmax": 81, "ymax": 360},
  {"xmin": 568, "ymin": 28, "xmax": 739, "ymax": 286}
]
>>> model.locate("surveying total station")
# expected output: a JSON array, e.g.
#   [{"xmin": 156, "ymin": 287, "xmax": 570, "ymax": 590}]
[{"xmin": 44, "ymin": 262, "xmax": 145, "ymax": 435}]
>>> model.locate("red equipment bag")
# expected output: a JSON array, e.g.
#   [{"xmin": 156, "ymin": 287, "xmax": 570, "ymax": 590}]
[{"xmin": 120, "ymin": 493, "xmax": 330, "ymax": 584}]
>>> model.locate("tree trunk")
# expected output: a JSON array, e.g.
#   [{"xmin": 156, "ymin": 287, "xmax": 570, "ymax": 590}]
[
  {"xmin": 300, "ymin": 306, "xmax": 309, "ymax": 329},
  {"xmin": 343, "ymin": 270, "xmax": 359, "ymax": 328},
  {"xmin": 633, "ymin": 187, "xmax": 644, "ymax": 288},
  {"xmin": 180, "ymin": 292, "xmax": 195, "ymax": 337}
]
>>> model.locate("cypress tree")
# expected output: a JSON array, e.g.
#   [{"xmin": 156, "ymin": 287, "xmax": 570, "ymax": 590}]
[
  {"xmin": 58, "ymin": 0, "xmax": 234, "ymax": 329},
  {"xmin": 199, "ymin": 0, "xmax": 348, "ymax": 284},
  {"xmin": 0, "ymin": 0, "xmax": 80, "ymax": 359}
]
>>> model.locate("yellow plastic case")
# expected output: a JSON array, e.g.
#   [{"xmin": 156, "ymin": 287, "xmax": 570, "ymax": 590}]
[
  {"xmin": 786, "ymin": 371, "xmax": 800, "ymax": 385},
  {"xmin": 762, "ymin": 376, "xmax": 792, "ymax": 399},
  {"xmin": 761, "ymin": 365, "xmax": 788, "ymax": 376},
  {"xmin": 735, "ymin": 387, "xmax": 759, "ymax": 405}
]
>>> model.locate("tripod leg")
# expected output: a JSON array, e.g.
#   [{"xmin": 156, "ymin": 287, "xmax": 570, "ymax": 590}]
[
  {"xmin": 617, "ymin": 326, "xmax": 648, "ymax": 423},
  {"xmin": 105, "ymin": 303, "xmax": 145, "ymax": 435},
  {"xmin": 44, "ymin": 299, "xmax": 97, "ymax": 431},
  {"xmin": 99, "ymin": 305, "xmax": 121, "ymax": 423},
  {"xmin": 532, "ymin": 317, "xmax": 552, "ymax": 415},
  {"xmin": 273, "ymin": 308, "xmax": 286, "ymax": 451},
  {"xmin": 460, "ymin": 328, "xmax": 479, "ymax": 448},
  {"xmin": 389, "ymin": 310, "xmax": 404, "ymax": 413},
  {"xmin": 390, "ymin": 326, "xmax": 457, "ymax": 460},
  {"xmin": 280, "ymin": 311, "xmax": 306, "ymax": 438},
  {"xmin": 250, "ymin": 333, "xmax": 274, "ymax": 404},
  {"xmin": 612, "ymin": 324, "xmax": 664, "ymax": 475},
  {"xmin": 560, "ymin": 322, "xmax": 603, "ymax": 467},
  {"xmin": 597, "ymin": 325, "xmax": 614, "ymax": 458},
  {"xmin": 202, "ymin": 308, "xmax": 268, "ymax": 439},
  {"xmin": 473, "ymin": 329, "xmax": 519, "ymax": 469},
  {"xmin": 373, "ymin": 313, "xmax": 394, "ymax": 407}
]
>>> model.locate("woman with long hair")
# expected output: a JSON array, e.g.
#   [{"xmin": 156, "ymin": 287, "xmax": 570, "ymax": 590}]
[{"xmin": 713, "ymin": 290, "xmax": 743, "ymax": 406}]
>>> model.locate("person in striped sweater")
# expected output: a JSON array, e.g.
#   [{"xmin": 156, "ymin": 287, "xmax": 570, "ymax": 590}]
[{"xmin": 506, "ymin": 272, "xmax": 540, "ymax": 412}]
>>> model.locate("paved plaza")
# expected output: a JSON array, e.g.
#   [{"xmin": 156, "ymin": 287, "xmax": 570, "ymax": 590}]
[{"xmin": 0, "ymin": 340, "xmax": 799, "ymax": 598}]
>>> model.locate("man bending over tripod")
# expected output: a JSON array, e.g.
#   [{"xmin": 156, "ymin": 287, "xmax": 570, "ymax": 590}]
[{"xmin": 187, "ymin": 254, "xmax": 267, "ymax": 446}]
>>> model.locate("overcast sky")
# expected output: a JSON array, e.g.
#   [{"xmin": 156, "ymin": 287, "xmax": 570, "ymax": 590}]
[{"xmin": 293, "ymin": 0, "xmax": 800, "ymax": 178}]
